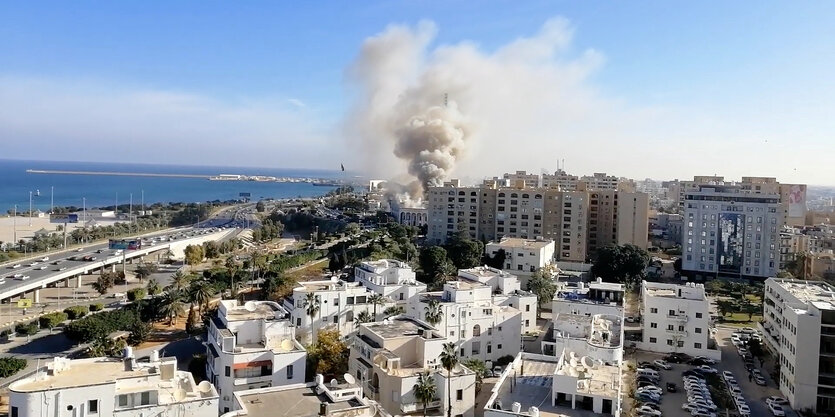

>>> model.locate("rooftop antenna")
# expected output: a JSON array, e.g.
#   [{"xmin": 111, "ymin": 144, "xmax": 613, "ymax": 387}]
[{"xmin": 443, "ymin": 93, "xmax": 448, "ymax": 108}]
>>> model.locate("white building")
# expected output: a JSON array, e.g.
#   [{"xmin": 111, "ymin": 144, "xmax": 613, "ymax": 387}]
[
  {"xmin": 406, "ymin": 268, "xmax": 535, "ymax": 362},
  {"xmin": 9, "ymin": 353, "xmax": 218, "ymax": 417},
  {"xmin": 484, "ymin": 351, "xmax": 622, "ymax": 417},
  {"xmin": 638, "ymin": 281, "xmax": 720, "ymax": 360},
  {"xmin": 355, "ymin": 259, "xmax": 426, "ymax": 306},
  {"xmin": 761, "ymin": 278, "xmax": 835, "ymax": 413},
  {"xmin": 682, "ymin": 183, "xmax": 783, "ymax": 280},
  {"xmin": 285, "ymin": 279, "xmax": 390, "ymax": 340},
  {"xmin": 349, "ymin": 317, "xmax": 477, "ymax": 417},
  {"xmin": 551, "ymin": 279, "xmax": 625, "ymax": 317},
  {"xmin": 485, "ymin": 237, "xmax": 556, "ymax": 278},
  {"xmin": 220, "ymin": 378, "xmax": 390, "ymax": 417},
  {"xmin": 206, "ymin": 300, "xmax": 307, "ymax": 413},
  {"xmin": 457, "ymin": 266, "xmax": 538, "ymax": 334},
  {"xmin": 542, "ymin": 313, "xmax": 623, "ymax": 364}
]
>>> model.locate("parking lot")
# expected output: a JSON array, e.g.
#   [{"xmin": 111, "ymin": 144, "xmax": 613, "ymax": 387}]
[{"xmin": 629, "ymin": 327, "xmax": 795, "ymax": 417}]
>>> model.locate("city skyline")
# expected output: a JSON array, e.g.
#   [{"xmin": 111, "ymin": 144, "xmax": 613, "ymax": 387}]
[{"xmin": 1, "ymin": 1, "xmax": 833, "ymax": 186}]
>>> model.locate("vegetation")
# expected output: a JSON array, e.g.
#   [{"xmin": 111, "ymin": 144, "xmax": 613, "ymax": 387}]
[
  {"xmin": 591, "ymin": 244, "xmax": 651, "ymax": 288},
  {"xmin": 307, "ymin": 329, "xmax": 349, "ymax": 378},
  {"xmin": 439, "ymin": 342, "xmax": 459, "ymax": 417},
  {"xmin": 184, "ymin": 244, "xmax": 205, "ymax": 267},
  {"xmin": 0, "ymin": 357, "xmax": 27, "ymax": 378},
  {"xmin": 482, "ymin": 248, "xmax": 507, "ymax": 269},
  {"xmin": 128, "ymin": 322, "xmax": 152, "ymax": 346},
  {"xmin": 527, "ymin": 268, "xmax": 557, "ymax": 318},
  {"xmin": 127, "ymin": 288, "xmax": 146, "ymax": 301},
  {"xmin": 251, "ymin": 219, "xmax": 285, "ymax": 242},
  {"xmin": 134, "ymin": 262, "xmax": 158, "ymax": 282},
  {"xmin": 445, "ymin": 232, "xmax": 484, "ymax": 270},
  {"xmin": 418, "ymin": 246, "xmax": 455, "ymax": 289},
  {"xmin": 355, "ymin": 310, "xmax": 373, "ymax": 324},
  {"xmin": 462, "ymin": 358, "xmax": 487, "ymax": 394},
  {"xmin": 89, "ymin": 303, "xmax": 104, "ymax": 312},
  {"xmin": 64, "ymin": 308, "xmax": 141, "ymax": 343},
  {"xmin": 39, "ymin": 312, "xmax": 68, "ymax": 330},
  {"xmin": 413, "ymin": 371, "xmax": 437, "ymax": 417},
  {"xmin": 424, "ymin": 299, "xmax": 443, "ymax": 327},
  {"xmin": 15, "ymin": 321, "xmax": 39, "ymax": 336},
  {"xmin": 92, "ymin": 271, "xmax": 121, "ymax": 295},
  {"xmin": 87, "ymin": 336, "xmax": 127, "ymax": 358},
  {"xmin": 147, "ymin": 278, "xmax": 162, "ymax": 295},
  {"xmin": 64, "ymin": 305, "xmax": 89, "ymax": 320}
]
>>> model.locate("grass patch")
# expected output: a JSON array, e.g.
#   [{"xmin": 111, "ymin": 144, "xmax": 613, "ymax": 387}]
[
  {"xmin": 285, "ymin": 259, "xmax": 328, "ymax": 282},
  {"xmin": 719, "ymin": 313, "xmax": 763, "ymax": 327}
]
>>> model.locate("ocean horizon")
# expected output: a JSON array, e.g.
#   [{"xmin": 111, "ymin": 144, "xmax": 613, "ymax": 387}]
[{"xmin": 0, "ymin": 159, "xmax": 347, "ymax": 212}]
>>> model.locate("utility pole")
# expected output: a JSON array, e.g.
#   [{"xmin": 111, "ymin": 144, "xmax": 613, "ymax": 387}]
[
  {"xmin": 129, "ymin": 193, "xmax": 133, "ymax": 232},
  {"xmin": 13, "ymin": 205, "xmax": 17, "ymax": 244},
  {"xmin": 29, "ymin": 191, "xmax": 33, "ymax": 226},
  {"xmin": 51, "ymin": 186, "xmax": 54, "ymax": 214}
]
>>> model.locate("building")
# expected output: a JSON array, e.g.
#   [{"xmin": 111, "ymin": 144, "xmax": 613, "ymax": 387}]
[
  {"xmin": 349, "ymin": 317, "xmax": 477, "ymax": 417},
  {"xmin": 426, "ymin": 179, "xmax": 483, "ymax": 243},
  {"xmin": 682, "ymin": 183, "xmax": 782, "ymax": 280},
  {"xmin": 637, "ymin": 281, "xmax": 720, "ymax": 360},
  {"xmin": 545, "ymin": 279, "xmax": 625, "ymax": 358},
  {"xmin": 503, "ymin": 170, "xmax": 541, "ymax": 187},
  {"xmin": 761, "ymin": 278, "xmax": 835, "ymax": 413},
  {"xmin": 355, "ymin": 259, "xmax": 426, "ymax": 306},
  {"xmin": 484, "ymin": 237, "xmax": 556, "ymax": 277},
  {"xmin": 484, "ymin": 351, "xmax": 622, "ymax": 417},
  {"xmin": 220, "ymin": 378, "xmax": 389, "ymax": 417},
  {"xmin": 392, "ymin": 205, "xmax": 428, "ymax": 227},
  {"xmin": 551, "ymin": 279, "xmax": 625, "ymax": 317},
  {"xmin": 406, "ymin": 268, "xmax": 535, "ymax": 362},
  {"xmin": 206, "ymin": 300, "xmax": 307, "ymax": 413},
  {"xmin": 286, "ymin": 279, "xmax": 389, "ymax": 341},
  {"xmin": 9, "ymin": 353, "xmax": 218, "ymax": 417}
]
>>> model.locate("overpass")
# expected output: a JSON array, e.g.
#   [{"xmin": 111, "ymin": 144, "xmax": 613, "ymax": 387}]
[{"xmin": 1, "ymin": 228, "xmax": 238, "ymax": 304}]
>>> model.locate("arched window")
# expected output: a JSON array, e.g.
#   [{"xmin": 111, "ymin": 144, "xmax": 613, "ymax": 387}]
[
  {"xmin": 473, "ymin": 324, "xmax": 481, "ymax": 336},
  {"xmin": 534, "ymin": 194, "xmax": 543, "ymax": 199},
  {"xmin": 346, "ymin": 311, "xmax": 354, "ymax": 322},
  {"xmin": 522, "ymin": 194, "xmax": 530, "ymax": 199},
  {"xmin": 498, "ymin": 193, "xmax": 506, "ymax": 197},
  {"xmin": 511, "ymin": 193, "xmax": 518, "ymax": 198}
]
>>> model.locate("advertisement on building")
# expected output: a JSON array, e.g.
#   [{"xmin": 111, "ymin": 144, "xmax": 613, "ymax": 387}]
[
  {"xmin": 718, "ymin": 213, "xmax": 745, "ymax": 273},
  {"xmin": 787, "ymin": 184, "xmax": 806, "ymax": 218},
  {"xmin": 108, "ymin": 239, "xmax": 142, "ymax": 250},
  {"xmin": 50, "ymin": 213, "xmax": 79, "ymax": 223}
]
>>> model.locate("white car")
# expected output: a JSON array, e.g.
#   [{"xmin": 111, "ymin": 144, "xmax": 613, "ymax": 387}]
[
  {"xmin": 653, "ymin": 359, "xmax": 672, "ymax": 370},
  {"xmin": 28, "ymin": 262, "xmax": 38, "ymax": 266},
  {"xmin": 12, "ymin": 273, "xmax": 23, "ymax": 278},
  {"xmin": 638, "ymin": 386, "xmax": 663, "ymax": 396},
  {"xmin": 696, "ymin": 365, "xmax": 718, "ymax": 374},
  {"xmin": 754, "ymin": 375, "xmax": 767, "ymax": 386},
  {"xmin": 635, "ymin": 406, "xmax": 662, "ymax": 416},
  {"xmin": 768, "ymin": 403, "xmax": 785, "ymax": 416},
  {"xmin": 36, "ymin": 266, "xmax": 47, "ymax": 270},
  {"xmin": 17, "ymin": 275, "xmax": 30, "ymax": 280},
  {"xmin": 10, "ymin": 264, "xmax": 21, "ymax": 269},
  {"xmin": 766, "ymin": 397, "xmax": 789, "ymax": 407},
  {"xmin": 722, "ymin": 371, "xmax": 734, "ymax": 380},
  {"xmin": 40, "ymin": 256, "xmax": 49, "ymax": 261},
  {"xmin": 689, "ymin": 400, "xmax": 717, "ymax": 412},
  {"xmin": 738, "ymin": 403, "xmax": 751, "ymax": 415},
  {"xmin": 76, "ymin": 248, "xmax": 84, "ymax": 252}
]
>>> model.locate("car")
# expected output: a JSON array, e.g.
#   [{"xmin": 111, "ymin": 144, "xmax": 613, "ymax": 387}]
[
  {"xmin": 95, "ymin": 249, "xmax": 104, "ymax": 253},
  {"xmin": 691, "ymin": 411, "xmax": 717, "ymax": 417},
  {"xmin": 492, "ymin": 366, "xmax": 504, "ymax": 376},
  {"xmin": 639, "ymin": 364, "xmax": 660, "ymax": 371},
  {"xmin": 51, "ymin": 261, "xmax": 61, "ymax": 265},
  {"xmin": 10, "ymin": 264, "xmax": 21, "ymax": 269},
  {"xmin": 687, "ymin": 394, "xmax": 711, "ymax": 403},
  {"xmin": 692, "ymin": 356, "xmax": 716, "ymax": 365},
  {"xmin": 738, "ymin": 347, "xmax": 749, "ymax": 356},
  {"xmin": 695, "ymin": 365, "xmax": 718, "ymax": 374},
  {"xmin": 28, "ymin": 262, "xmax": 38, "ymax": 266},
  {"xmin": 722, "ymin": 371, "xmax": 734, "ymax": 380},
  {"xmin": 666, "ymin": 382, "xmax": 677, "ymax": 392},
  {"xmin": 688, "ymin": 400, "xmax": 717, "ymax": 412},
  {"xmin": 765, "ymin": 396, "xmax": 786, "ymax": 405},
  {"xmin": 768, "ymin": 403, "xmax": 785, "ymax": 417},
  {"xmin": 56, "ymin": 267, "xmax": 67, "ymax": 271},
  {"xmin": 40, "ymin": 257, "xmax": 49, "ymax": 262},
  {"xmin": 17, "ymin": 275, "xmax": 30, "ymax": 280},
  {"xmin": 635, "ymin": 406, "xmax": 662, "ymax": 417},
  {"xmin": 737, "ymin": 403, "xmax": 751, "ymax": 415},
  {"xmin": 626, "ymin": 316, "xmax": 636, "ymax": 323},
  {"xmin": 754, "ymin": 375, "xmax": 767, "ymax": 386},
  {"xmin": 12, "ymin": 273, "xmax": 23, "ymax": 278},
  {"xmin": 638, "ymin": 386, "xmax": 663, "ymax": 396},
  {"xmin": 740, "ymin": 327, "xmax": 756, "ymax": 334},
  {"xmin": 638, "ymin": 402, "xmax": 661, "ymax": 411},
  {"xmin": 639, "ymin": 380, "xmax": 659, "ymax": 388},
  {"xmin": 728, "ymin": 385, "xmax": 743, "ymax": 396},
  {"xmin": 76, "ymin": 248, "xmax": 84, "ymax": 252},
  {"xmin": 637, "ymin": 394, "xmax": 660, "ymax": 404},
  {"xmin": 654, "ymin": 359, "xmax": 672, "ymax": 370},
  {"xmin": 36, "ymin": 265, "xmax": 47, "ymax": 270},
  {"xmin": 731, "ymin": 338, "xmax": 743, "ymax": 347}
]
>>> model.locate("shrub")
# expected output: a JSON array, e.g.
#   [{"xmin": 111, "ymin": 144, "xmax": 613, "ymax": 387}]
[
  {"xmin": 0, "ymin": 357, "xmax": 26, "ymax": 378},
  {"xmin": 495, "ymin": 355, "xmax": 515, "ymax": 367},
  {"xmin": 64, "ymin": 308, "xmax": 141, "ymax": 343},
  {"xmin": 64, "ymin": 305, "xmax": 89, "ymax": 320},
  {"xmin": 127, "ymin": 288, "xmax": 146, "ymax": 302},
  {"xmin": 39, "ymin": 312, "xmax": 68, "ymax": 329},
  {"xmin": 15, "ymin": 321, "xmax": 39, "ymax": 336},
  {"xmin": 89, "ymin": 303, "xmax": 104, "ymax": 312}
]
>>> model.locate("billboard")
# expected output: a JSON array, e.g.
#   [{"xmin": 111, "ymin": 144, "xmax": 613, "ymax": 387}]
[
  {"xmin": 239, "ymin": 192, "xmax": 251, "ymax": 198},
  {"xmin": 17, "ymin": 299, "xmax": 33, "ymax": 308},
  {"xmin": 787, "ymin": 184, "xmax": 807, "ymax": 218},
  {"xmin": 718, "ymin": 213, "xmax": 745, "ymax": 274},
  {"xmin": 109, "ymin": 239, "xmax": 142, "ymax": 250},
  {"xmin": 50, "ymin": 213, "xmax": 79, "ymax": 224}
]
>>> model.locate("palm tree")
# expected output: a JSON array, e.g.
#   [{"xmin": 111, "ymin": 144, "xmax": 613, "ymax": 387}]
[
  {"xmin": 160, "ymin": 291, "xmax": 186, "ymax": 325},
  {"xmin": 355, "ymin": 310, "xmax": 373, "ymax": 325},
  {"xmin": 147, "ymin": 278, "xmax": 162, "ymax": 296},
  {"xmin": 439, "ymin": 342, "xmax": 458, "ymax": 417},
  {"xmin": 424, "ymin": 298, "xmax": 443, "ymax": 327},
  {"xmin": 190, "ymin": 281, "xmax": 212, "ymax": 313},
  {"xmin": 167, "ymin": 270, "xmax": 191, "ymax": 296},
  {"xmin": 368, "ymin": 293, "xmax": 384, "ymax": 319},
  {"xmin": 413, "ymin": 371, "xmax": 437, "ymax": 417},
  {"xmin": 304, "ymin": 292, "xmax": 320, "ymax": 325}
]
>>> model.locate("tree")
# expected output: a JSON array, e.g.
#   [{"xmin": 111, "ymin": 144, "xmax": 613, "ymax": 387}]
[
  {"xmin": 446, "ymin": 235, "xmax": 484, "ymax": 270},
  {"xmin": 128, "ymin": 322, "xmax": 152, "ymax": 346},
  {"xmin": 308, "ymin": 328, "xmax": 349, "ymax": 377},
  {"xmin": 127, "ymin": 288, "xmax": 146, "ymax": 302},
  {"xmin": 413, "ymin": 371, "xmax": 437, "ymax": 417},
  {"xmin": 439, "ymin": 342, "xmax": 458, "ymax": 417},
  {"xmin": 92, "ymin": 272, "xmax": 116, "ymax": 295},
  {"xmin": 304, "ymin": 292, "xmax": 320, "ymax": 326},
  {"xmin": 418, "ymin": 246, "xmax": 454, "ymax": 288},
  {"xmin": 383, "ymin": 305, "xmax": 404, "ymax": 318},
  {"xmin": 64, "ymin": 305, "xmax": 89, "ymax": 320},
  {"xmin": 168, "ymin": 270, "xmax": 192, "ymax": 296},
  {"xmin": 147, "ymin": 278, "xmax": 162, "ymax": 296},
  {"xmin": 527, "ymin": 269, "xmax": 557, "ymax": 318},
  {"xmin": 716, "ymin": 299, "xmax": 734, "ymax": 317},
  {"xmin": 591, "ymin": 244, "xmax": 651, "ymax": 288},
  {"xmin": 87, "ymin": 336, "xmax": 127, "ymax": 358},
  {"xmin": 255, "ymin": 200, "xmax": 266, "ymax": 212},
  {"xmin": 184, "ymin": 244, "xmax": 205, "ymax": 268},
  {"xmin": 160, "ymin": 291, "xmax": 185, "ymax": 325},
  {"xmin": 344, "ymin": 222, "xmax": 361, "ymax": 236},
  {"xmin": 186, "ymin": 307, "xmax": 199, "ymax": 335},
  {"xmin": 424, "ymin": 299, "xmax": 443, "ymax": 327},
  {"xmin": 355, "ymin": 310, "xmax": 373, "ymax": 325},
  {"xmin": 462, "ymin": 358, "xmax": 487, "ymax": 394},
  {"xmin": 134, "ymin": 262, "xmax": 158, "ymax": 282},
  {"xmin": 38, "ymin": 312, "xmax": 68, "ymax": 331},
  {"xmin": 368, "ymin": 293, "xmax": 385, "ymax": 318},
  {"xmin": 0, "ymin": 357, "xmax": 27, "ymax": 378},
  {"xmin": 483, "ymin": 248, "xmax": 507, "ymax": 269},
  {"xmin": 189, "ymin": 281, "xmax": 213, "ymax": 313}
]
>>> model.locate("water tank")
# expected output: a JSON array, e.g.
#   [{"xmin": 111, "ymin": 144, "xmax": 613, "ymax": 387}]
[
  {"xmin": 529, "ymin": 406, "xmax": 540, "ymax": 417},
  {"xmin": 150, "ymin": 350, "xmax": 160, "ymax": 362},
  {"xmin": 512, "ymin": 402, "xmax": 522, "ymax": 413},
  {"xmin": 577, "ymin": 282, "xmax": 585, "ymax": 289},
  {"xmin": 315, "ymin": 374, "xmax": 325, "ymax": 385},
  {"xmin": 123, "ymin": 346, "xmax": 134, "ymax": 359}
]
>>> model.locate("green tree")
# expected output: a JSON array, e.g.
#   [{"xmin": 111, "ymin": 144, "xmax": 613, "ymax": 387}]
[
  {"xmin": 64, "ymin": 305, "xmax": 89, "ymax": 320},
  {"xmin": 128, "ymin": 322, "xmax": 152, "ymax": 346},
  {"xmin": 134, "ymin": 262, "xmax": 158, "ymax": 282},
  {"xmin": 445, "ymin": 235, "xmax": 484, "ymax": 270},
  {"xmin": 483, "ymin": 248, "xmax": 507, "ymax": 270},
  {"xmin": 308, "ymin": 328, "xmax": 349, "ymax": 377},
  {"xmin": 462, "ymin": 358, "xmax": 487, "ymax": 394},
  {"xmin": 304, "ymin": 292, "xmax": 320, "ymax": 326},
  {"xmin": 255, "ymin": 200, "xmax": 266, "ymax": 212},
  {"xmin": 39, "ymin": 312, "xmax": 68, "ymax": 331},
  {"xmin": 189, "ymin": 281, "xmax": 213, "ymax": 313},
  {"xmin": 92, "ymin": 272, "xmax": 115, "ymax": 295},
  {"xmin": 527, "ymin": 269, "xmax": 557, "ymax": 318},
  {"xmin": 0, "ymin": 357, "xmax": 27, "ymax": 378},
  {"xmin": 87, "ymin": 336, "xmax": 127, "ymax": 358},
  {"xmin": 160, "ymin": 291, "xmax": 185, "ymax": 325},
  {"xmin": 591, "ymin": 244, "xmax": 651, "ymax": 288},
  {"xmin": 345, "ymin": 223, "xmax": 361, "ymax": 236},
  {"xmin": 418, "ymin": 246, "xmax": 455, "ymax": 288},
  {"xmin": 127, "ymin": 288, "xmax": 146, "ymax": 302},
  {"xmin": 368, "ymin": 293, "xmax": 385, "ymax": 319},
  {"xmin": 716, "ymin": 299, "xmax": 734, "ymax": 317},
  {"xmin": 383, "ymin": 305, "xmax": 404, "ymax": 318},
  {"xmin": 424, "ymin": 299, "xmax": 443, "ymax": 327},
  {"xmin": 147, "ymin": 278, "xmax": 162, "ymax": 296},
  {"xmin": 167, "ymin": 270, "xmax": 192, "ymax": 296},
  {"xmin": 355, "ymin": 310, "xmax": 373, "ymax": 325},
  {"xmin": 184, "ymin": 244, "xmax": 205, "ymax": 268},
  {"xmin": 203, "ymin": 241, "xmax": 221, "ymax": 259},
  {"xmin": 439, "ymin": 342, "xmax": 458, "ymax": 417},
  {"xmin": 413, "ymin": 371, "xmax": 437, "ymax": 417},
  {"xmin": 186, "ymin": 307, "xmax": 199, "ymax": 335}
]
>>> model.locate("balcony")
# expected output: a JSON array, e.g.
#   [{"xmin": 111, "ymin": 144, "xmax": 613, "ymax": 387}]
[
  {"xmin": 234, "ymin": 374, "xmax": 273, "ymax": 386},
  {"xmin": 401, "ymin": 399, "xmax": 442, "ymax": 413},
  {"xmin": 666, "ymin": 329, "xmax": 689, "ymax": 337},
  {"xmin": 667, "ymin": 313, "xmax": 688, "ymax": 322}
]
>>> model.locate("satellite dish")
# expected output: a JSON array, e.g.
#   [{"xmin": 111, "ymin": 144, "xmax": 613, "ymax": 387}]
[
  {"xmin": 581, "ymin": 356, "xmax": 593, "ymax": 369},
  {"xmin": 331, "ymin": 276, "xmax": 338, "ymax": 282},
  {"xmin": 280, "ymin": 339, "xmax": 294, "ymax": 351},
  {"xmin": 244, "ymin": 301, "xmax": 257, "ymax": 312},
  {"xmin": 173, "ymin": 389, "xmax": 187, "ymax": 401},
  {"xmin": 570, "ymin": 358, "xmax": 578, "ymax": 367},
  {"xmin": 198, "ymin": 381, "xmax": 213, "ymax": 393},
  {"xmin": 330, "ymin": 379, "xmax": 339, "ymax": 387},
  {"xmin": 344, "ymin": 373, "xmax": 356, "ymax": 385}
]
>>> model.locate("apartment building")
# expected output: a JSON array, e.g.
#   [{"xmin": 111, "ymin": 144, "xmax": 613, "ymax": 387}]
[
  {"xmin": 545, "ymin": 279, "xmax": 625, "ymax": 359},
  {"xmin": 9, "ymin": 353, "xmax": 218, "ymax": 417},
  {"xmin": 286, "ymin": 279, "xmax": 390, "ymax": 340},
  {"xmin": 761, "ymin": 278, "xmax": 835, "ymax": 413},
  {"xmin": 349, "ymin": 317, "xmax": 477, "ymax": 417},
  {"xmin": 485, "ymin": 237, "xmax": 556, "ymax": 277},
  {"xmin": 457, "ymin": 266, "xmax": 538, "ymax": 333},
  {"xmin": 220, "ymin": 379, "xmax": 389, "ymax": 417},
  {"xmin": 503, "ymin": 170, "xmax": 540, "ymax": 187},
  {"xmin": 427, "ymin": 179, "xmax": 483, "ymax": 243},
  {"xmin": 638, "ymin": 281, "xmax": 720, "ymax": 360},
  {"xmin": 354, "ymin": 259, "xmax": 426, "ymax": 306},
  {"xmin": 206, "ymin": 300, "xmax": 307, "ymax": 413},
  {"xmin": 551, "ymin": 279, "xmax": 625, "ymax": 317},
  {"xmin": 588, "ymin": 190, "xmax": 650, "ymax": 254}
]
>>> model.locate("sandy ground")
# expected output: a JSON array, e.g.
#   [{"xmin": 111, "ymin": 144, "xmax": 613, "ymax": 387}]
[{"xmin": 0, "ymin": 216, "xmax": 117, "ymax": 245}]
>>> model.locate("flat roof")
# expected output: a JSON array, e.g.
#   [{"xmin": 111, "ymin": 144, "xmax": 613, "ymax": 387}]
[
  {"xmin": 235, "ymin": 386, "xmax": 366, "ymax": 417},
  {"xmin": 772, "ymin": 279, "xmax": 835, "ymax": 310},
  {"xmin": 364, "ymin": 317, "xmax": 438, "ymax": 339},
  {"xmin": 223, "ymin": 300, "xmax": 287, "ymax": 321},
  {"xmin": 489, "ymin": 356, "xmax": 563, "ymax": 417},
  {"xmin": 489, "ymin": 237, "xmax": 553, "ymax": 250}
]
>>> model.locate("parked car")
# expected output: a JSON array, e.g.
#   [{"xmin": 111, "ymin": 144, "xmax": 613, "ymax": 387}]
[
  {"xmin": 638, "ymin": 402, "xmax": 661, "ymax": 412},
  {"xmin": 635, "ymin": 406, "xmax": 662, "ymax": 417},
  {"xmin": 688, "ymin": 400, "xmax": 717, "ymax": 412},
  {"xmin": 653, "ymin": 359, "xmax": 672, "ymax": 370},
  {"xmin": 740, "ymin": 327, "xmax": 756, "ymax": 334},
  {"xmin": 638, "ymin": 386, "xmax": 663, "ymax": 396},
  {"xmin": 637, "ymin": 393, "xmax": 660, "ymax": 404},
  {"xmin": 692, "ymin": 411, "xmax": 717, "ymax": 417},
  {"xmin": 766, "ymin": 397, "xmax": 789, "ymax": 407},
  {"xmin": 767, "ymin": 403, "xmax": 785, "ymax": 416},
  {"xmin": 695, "ymin": 365, "xmax": 718, "ymax": 374},
  {"xmin": 738, "ymin": 403, "xmax": 752, "ymax": 416},
  {"xmin": 722, "ymin": 371, "xmax": 734, "ymax": 380},
  {"xmin": 665, "ymin": 353, "xmax": 692, "ymax": 363},
  {"xmin": 666, "ymin": 382, "xmax": 677, "ymax": 392}
]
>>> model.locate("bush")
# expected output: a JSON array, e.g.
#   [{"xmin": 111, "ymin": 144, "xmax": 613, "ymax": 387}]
[
  {"xmin": 64, "ymin": 308, "xmax": 141, "ymax": 343},
  {"xmin": 39, "ymin": 312, "xmax": 68, "ymax": 329},
  {"xmin": 65, "ymin": 305, "xmax": 89, "ymax": 320},
  {"xmin": 127, "ymin": 288, "xmax": 146, "ymax": 302},
  {"xmin": 15, "ymin": 322, "xmax": 39, "ymax": 336},
  {"xmin": 0, "ymin": 357, "xmax": 26, "ymax": 378},
  {"xmin": 89, "ymin": 303, "xmax": 104, "ymax": 312},
  {"xmin": 495, "ymin": 355, "xmax": 515, "ymax": 367}
]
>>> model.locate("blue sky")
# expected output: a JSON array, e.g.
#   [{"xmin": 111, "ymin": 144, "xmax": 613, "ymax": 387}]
[{"xmin": 1, "ymin": 1, "xmax": 833, "ymax": 185}]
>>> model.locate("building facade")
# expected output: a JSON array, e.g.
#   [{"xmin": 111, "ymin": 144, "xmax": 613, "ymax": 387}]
[
  {"xmin": 206, "ymin": 300, "xmax": 307, "ymax": 413},
  {"xmin": 485, "ymin": 237, "xmax": 556, "ymax": 277},
  {"xmin": 761, "ymin": 278, "xmax": 835, "ymax": 413},
  {"xmin": 354, "ymin": 259, "xmax": 426, "ymax": 307},
  {"xmin": 286, "ymin": 279, "xmax": 391, "ymax": 340}
]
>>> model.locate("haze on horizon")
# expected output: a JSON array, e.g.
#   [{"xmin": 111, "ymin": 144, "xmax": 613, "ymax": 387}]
[{"xmin": 1, "ymin": 1, "xmax": 833, "ymax": 186}]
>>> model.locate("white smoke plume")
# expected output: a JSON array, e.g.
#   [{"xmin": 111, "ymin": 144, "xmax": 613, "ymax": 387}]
[{"xmin": 345, "ymin": 17, "xmax": 618, "ymax": 200}]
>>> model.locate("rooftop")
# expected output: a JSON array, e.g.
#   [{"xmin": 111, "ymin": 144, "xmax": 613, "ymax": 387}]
[
  {"xmin": 222, "ymin": 300, "xmax": 289, "ymax": 322},
  {"xmin": 489, "ymin": 237, "xmax": 553, "ymax": 250},
  {"xmin": 231, "ymin": 385, "xmax": 371, "ymax": 417},
  {"xmin": 359, "ymin": 259, "xmax": 410, "ymax": 271},
  {"xmin": 487, "ymin": 354, "xmax": 563, "ymax": 417},
  {"xmin": 364, "ymin": 317, "xmax": 440, "ymax": 340},
  {"xmin": 642, "ymin": 281, "xmax": 705, "ymax": 301},
  {"xmin": 458, "ymin": 266, "xmax": 516, "ymax": 279},
  {"xmin": 771, "ymin": 278, "xmax": 835, "ymax": 310}
]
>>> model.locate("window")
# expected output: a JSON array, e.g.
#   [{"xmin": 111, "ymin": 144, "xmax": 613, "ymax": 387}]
[
  {"xmin": 649, "ymin": 337, "xmax": 657, "ymax": 343},
  {"xmin": 497, "ymin": 344, "xmax": 502, "ymax": 349},
  {"xmin": 650, "ymin": 322, "xmax": 657, "ymax": 328},
  {"xmin": 667, "ymin": 324, "xmax": 674, "ymax": 331},
  {"xmin": 650, "ymin": 308, "xmax": 658, "ymax": 314},
  {"xmin": 526, "ymin": 305, "xmax": 530, "ymax": 312},
  {"xmin": 287, "ymin": 365, "xmax": 294, "ymax": 379},
  {"xmin": 225, "ymin": 366, "xmax": 231, "ymax": 377},
  {"xmin": 118, "ymin": 395, "xmax": 128, "ymax": 407},
  {"xmin": 11, "ymin": 407, "xmax": 18, "ymax": 417},
  {"xmin": 333, "ymin": 315, "xmax": 338, "ymax": 324},
  {"xmin": 667, "ymin": 339, "xmax": 673, "ymax": 346},
  {"xmin": 88, "ymin": 400, "xmax": 99, "ymax": 414},
  {"xmin": 695, "ymin": 343, "xmax": 702, "ymax": 349},
  {"xmin": 695, "ymin": 328, "xmax": 702, "ymax": 334},
  {"xmin": 457, "ymin": 389, "xmax": 463, "ymax": 400},
  {"xmin": 669, "ymin": 309, "xmax": 676, "ymax": 316},
  {"xmin": 695, "ymin": 312, "xmax": 702, "ymax": 318},
  {"xmin": 140, "ymin": 391, "xmax": 151, "ymax": 405},
  {"xmin": 677, "ymin": 341, "xmax": 684, "ymax": 348}
]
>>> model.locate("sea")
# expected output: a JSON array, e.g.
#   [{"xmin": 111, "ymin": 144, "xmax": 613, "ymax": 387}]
[{"xmin": 0, "ymin": 159, "xmax": 344, "ymax": 211}]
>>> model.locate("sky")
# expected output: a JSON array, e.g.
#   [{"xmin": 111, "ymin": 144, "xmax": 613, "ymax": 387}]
[{"xmin": 1, "ymin": 1, "xmax": 833, "ymax": 186}]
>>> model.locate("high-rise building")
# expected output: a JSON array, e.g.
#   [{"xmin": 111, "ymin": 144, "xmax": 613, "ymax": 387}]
[{"xmin": 761, "ymin": 278, "xmax": 835, "ymax": 413}]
